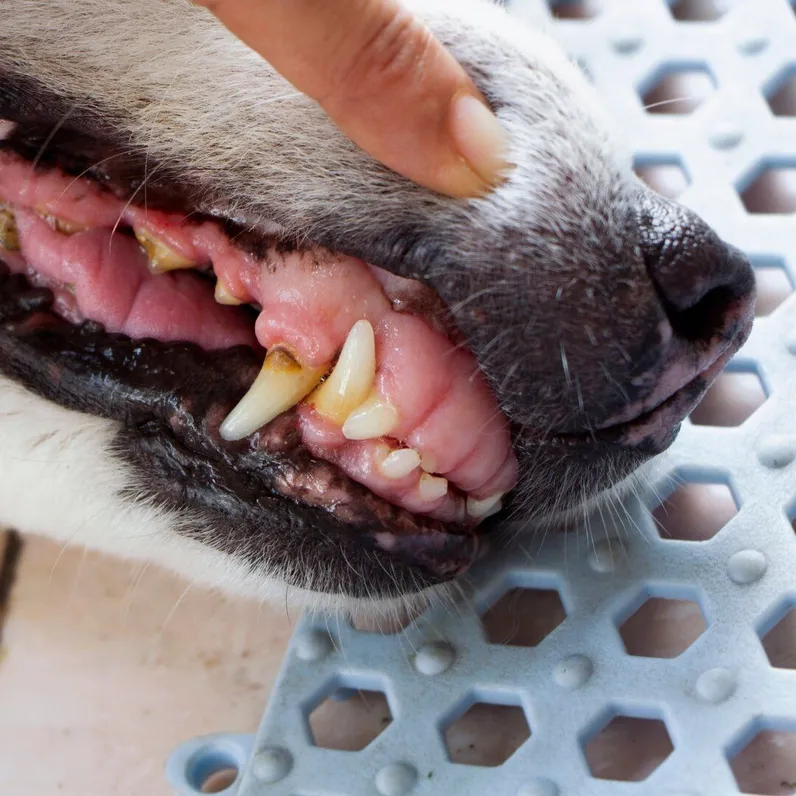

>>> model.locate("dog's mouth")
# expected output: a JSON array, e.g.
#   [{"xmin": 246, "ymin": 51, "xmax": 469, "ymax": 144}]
[{"xmin": 0, "ymin": 141, "xmax": 523, "ymax": 579}]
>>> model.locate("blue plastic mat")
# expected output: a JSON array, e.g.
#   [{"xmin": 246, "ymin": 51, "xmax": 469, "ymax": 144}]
[{"xmin": 167, "ymin": 1, "xmax": 796, "ymax": 793}]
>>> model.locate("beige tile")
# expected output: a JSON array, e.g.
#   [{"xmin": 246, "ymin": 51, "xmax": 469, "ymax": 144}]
[{"xmin": 0, "ymin": 535, "xmax": 295, "ymax": 796}]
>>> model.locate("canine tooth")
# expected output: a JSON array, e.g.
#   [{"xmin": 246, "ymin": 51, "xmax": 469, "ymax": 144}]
[
  {"xmin": 0, "ymin": 208, "xmax": 19, "ymax": 251},
  {"xmin": 310, "ymin": 320, "xmax": 376, "ymax": 424},
  {"xmin": 219, "ymin": 349, "xmax": 325, "ymax": 441},
  {"xmin": 466, "ymin": 493, "xmax": 503, "ymax": 519},
  {"xmin": 214, "ymin": 279, "xmax": 243, "ymax": 306},
  {"xmin": 342, "ymin": 393, "xmax": 398, "ymax": 440},
  {"xmin": 134, "ymin": 227, "xmax": 196, "ymax": 274},
  {"xmin": 418, "ymin": 473, "xmax": 448, "ymax": 502},
  {"xmin": 378, "ymin": 448, "xmax": 421, "ymax": 479}
]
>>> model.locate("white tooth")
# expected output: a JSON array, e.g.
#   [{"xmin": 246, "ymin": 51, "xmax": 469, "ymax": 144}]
[
  {"xmin": 214, "ymin": 278, "xmax": 243, "ymax": 306},
  {"xmin": 466, "ymin": 493, "xmax": 503, "ymax": 519},
  {"xmin": 378, "ymin": 448, "xmax": 421, "ymax": 479},
  {"xmin": 342, "ymin": 393, "xmax": 398, "ymax": 440},
  {"xmin": 0, "ymin": 207, "xmax": 19, "ymax": 251},
  {"xmin": 309, "ymin": 320, "xmax": 376, "ymax": 424},
  {"xmin": 418, "ymin": 473, "xmax": 448, "ymax": 502},
  {"xmin": 134, "ymin": 227, "xmax": 196, "ymax": 274},
  {"xmin": 219, "ymin": 349, "xmax": 325, "ymax": 441},
  {"xmin": 420, "ymin": 452, "xmax": 438, "ymax": 474}
]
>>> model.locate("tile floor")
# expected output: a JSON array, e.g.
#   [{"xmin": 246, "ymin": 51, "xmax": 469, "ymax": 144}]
[{"xmin": 0, "ymin": 531, "xmax": 294, "ymax": 796}]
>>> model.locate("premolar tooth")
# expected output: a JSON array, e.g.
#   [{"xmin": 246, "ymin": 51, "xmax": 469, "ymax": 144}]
[
  {"xmin": 0, "ymin": 208, "xmax": 19, "ymax": 251},
  {"xmin": 219, "ymin": 349, "xmax": 325, "ymax": 441},
  {"xmin": 378, "ymin": 448, "xmax": 421, "ymax": 479},
  {"xmin": 36, "ymin": 208, "xmax": 85, "ymax": 235},
  {"xmin": 466, "ymin": 493, "xmax": 503, "ymax": 519},
  {"xmin": 310, "ymin": 320, "xmax": 376, "ymax": 424},
  {"xmin": 342, "ymin": 393, "xmax": 398, "ymax": 440},
  {"xmin": 214, "ymin": 279, "xmax": 243, "ymax": 306},
  {"xmin": 418, "ymin": 473, "xmax": 448, "ymax": 502},
  {"xmin": 134, "ymin": 227, "xmax": 196, "ymax": 274}
]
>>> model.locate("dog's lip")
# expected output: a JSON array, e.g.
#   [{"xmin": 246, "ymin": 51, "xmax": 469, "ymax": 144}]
[{"xmin": 589, "ymin": 315, "xmax": 754, "ymax": 450}]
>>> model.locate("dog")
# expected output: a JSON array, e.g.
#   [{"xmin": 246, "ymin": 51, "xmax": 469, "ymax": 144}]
[{"xmin": 0, "ymin": 0, "xmax": 755, "ymax": 620}]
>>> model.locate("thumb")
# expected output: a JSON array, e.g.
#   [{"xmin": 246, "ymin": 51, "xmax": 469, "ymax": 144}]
[{"xmin": 194, "ymin": 0, "xmax": 511, "ymax": 198}]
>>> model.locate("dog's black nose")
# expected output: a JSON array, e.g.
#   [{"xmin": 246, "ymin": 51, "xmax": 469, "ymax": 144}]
[{"xmin": 636, "ymin": 192, "xmax": 756, "ymax": 340}]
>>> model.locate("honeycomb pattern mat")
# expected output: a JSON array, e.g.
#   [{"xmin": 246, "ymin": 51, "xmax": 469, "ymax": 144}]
[{"xmin": 166, "ymin": 0, "xmax": 796, "ymax": 793}]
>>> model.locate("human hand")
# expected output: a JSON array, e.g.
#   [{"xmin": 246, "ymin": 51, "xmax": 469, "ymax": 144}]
[{"xmin": 194, "ymin": 0, "xmax": 510, "ymax": 198}]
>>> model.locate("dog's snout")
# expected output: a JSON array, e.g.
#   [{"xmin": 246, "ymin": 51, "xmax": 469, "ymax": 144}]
[{"xmin": 637, "ymin": 191, "xmax": 756, "ymax": 340}]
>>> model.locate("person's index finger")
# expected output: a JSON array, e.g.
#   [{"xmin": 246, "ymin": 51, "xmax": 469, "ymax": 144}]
[{"xmin": 193, "ymin": 0, "xmax": 510, "ymax": 198}]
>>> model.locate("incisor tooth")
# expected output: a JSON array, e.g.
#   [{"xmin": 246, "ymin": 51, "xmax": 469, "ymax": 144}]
[
  {"xmin": 418, "ymin": 473, "xmax": 448, "ymax": 502},
  {"xmin": 342, "ymin": 393, "xmax": 398, "ymax": 440},
  {"xmin": 219, "ymin": 349, "xmax": 325, "ymax": 441},
  {"xmin": 0, "ymin": 208, "xmax": 19, "ymax": 251},
  {"xmin": 214, "ymin": 279, "xmax": 243, "ymax": 306},
  {"xmin": 379, "ymin": 448, "xmax": 421, "ymax": 479},
  {"xmin": 310, "ymin": 320, "xmax": 376, "ymax": 424},
  {"xmin": 466, "ymin": 493, "xmax": 503, "ymax": 519},
  {"xmin": 134, "ymin": 227, "xmax": 196, "ymax": 274}
]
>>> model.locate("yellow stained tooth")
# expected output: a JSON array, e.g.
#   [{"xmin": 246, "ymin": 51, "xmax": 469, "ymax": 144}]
[
  {"xmin": 219, "ymin": 349, "xmax": 325, "ymax": 441},
  {"xmin": 0, "ymin": 207, "xmax": 19, "ymax": 251},
  {"xmin": 466, "ymin": 493, "xmax": 503, "ymax": 520},
  {"xmin": 341, "ymin": 392, "xmax": 398, "ymax": 441},
  {"xmin": 36, "ymin": 208, "xmax": 86, "ymax": 235},
  {"xmin": 309, "ymin": 320, "xmax": 376, "ymax": 424},
  {"xmin": 418, "ymin": 473, "xmax": 448, "ymax": 502},
  {"xmin": 378, "ymin": 448, "xmax": 421, "ymax": 480},
  {"xmin": 134, "ymin": 227, "xmax": 196, "ymax": 274},
  {"xmin": 214, "ymin": 278, "xmax": 243, "ymax": 306}
]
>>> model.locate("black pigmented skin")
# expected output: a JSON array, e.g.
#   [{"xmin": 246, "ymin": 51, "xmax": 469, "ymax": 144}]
[{"xmin": 0, "ymin": 264, "xmax": 478, "ymax": 597}]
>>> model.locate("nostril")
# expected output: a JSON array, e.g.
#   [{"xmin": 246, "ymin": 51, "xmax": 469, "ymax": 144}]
[{"xmin": 636, "ymin": 191, "xmax": 756, "ymax": 341}]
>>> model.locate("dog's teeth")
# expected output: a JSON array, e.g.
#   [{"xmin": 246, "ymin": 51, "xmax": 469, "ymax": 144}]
[
  {"xmin": 341, "ymin": 393, "xmax": 398, "ymax": 440},
  {"xmin": 134, "ymin": 228, "xmax": 196, "ymax": 274},
  {"xmin": 466, "ymin": 493, "xmax": 503, "ymax": 519},
  {"xmin": 214, "ymin": 278, "xmax": 243, "ymax": 306},
  {"xmin": 36, "ymin": 209, "xmax": 85, "ymax": 235},
  {"xmin": 0, "ymin": 208, "xmax": 19, "ymax": 251},
  {"xmin": 418, "ymin": 473, "xmax": 448, "ymax": 501},
  {"xmin": 310, "ymin": 320, "xmax": 376, "ymax": 424},
  {"xmin": 378, "ymin": 448, "xmax": 421, "ymax": 479},
  {"xmin": 219, "ymin": 349, "xmax": 325, "ymax": 441},
  {"xmin": 420, "ymin": 453, "xmax": 438, "ymax": 474}
]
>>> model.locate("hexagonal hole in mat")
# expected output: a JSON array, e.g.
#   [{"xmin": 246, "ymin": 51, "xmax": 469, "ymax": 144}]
[
  {"xmin": 481, "ymin": 587, "xmax": 567, "ymax": 647},
  {"xmin": 762, "ymin": 605, "xmax": 796, "ymax": 670},
  {"xmin": 730, "ymin": 726, "xmax": 796, "ymax": 795},
  {"xmin": 754, "ymin": 258, "xmax": 794, "ymax": 316},
  {"xmin": 349, "ymin": 604, "xmax": 418, "ymax": 634},
  {"xmin": 653, "ymin": 479, "xmax": 739, "ymax": 541},
  {"xmin": 548, "ymin": 0, "xmax": 601, "ymax": 19},
  {"xmin": 308, "ymin": 686, "xmax": 392, "ymax": 751},
  {"xmin": 443, "ymin": 699, "xmax": 531, "ymax": 766},
  {"xmin": 766, "ymin": 66, "xmax": 796, "ymax": 117},
  {"xmin": 620, "ymin": 596, "xmax": 707, "ymax": 658},
  {"xmin": 740, "ymin": 163, "xmax": 796, "ymax": 214},
  {"xmin": 689, "ymin": 366, "xmax": 768, "ymax": 427},
  {"xmin": 584, "ymin": 714, "xmax": 674, "ymax": 781},
  {"xmin": 668, "ymin": 0, "xmax": 741, "ymax": 20},
  {"xmin": 641, "ymin": 65, "xmax": 715, "ymax": 114},
  {"xmin": 634, "ymin": 158, "xmax": 690, "ymax": 199}
]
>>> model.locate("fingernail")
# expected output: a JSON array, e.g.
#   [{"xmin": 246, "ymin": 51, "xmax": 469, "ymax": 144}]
[{"xmin": 449, "ymin": 93, "xmax": 511, "ymax": 191}]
